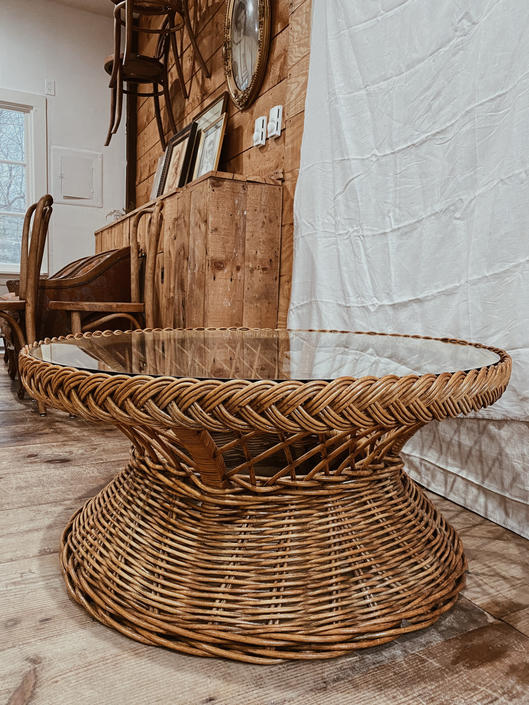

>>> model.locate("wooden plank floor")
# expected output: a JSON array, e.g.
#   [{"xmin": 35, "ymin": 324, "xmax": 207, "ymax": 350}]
[{"xmin": 1, "ymin": 367, "xmax": 529, "ymax": 704}]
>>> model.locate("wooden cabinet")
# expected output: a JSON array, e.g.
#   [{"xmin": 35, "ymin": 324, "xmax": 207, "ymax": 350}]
[{"xmin": 95, "ymin": 172, "xmax": 283, "ymax": 329}]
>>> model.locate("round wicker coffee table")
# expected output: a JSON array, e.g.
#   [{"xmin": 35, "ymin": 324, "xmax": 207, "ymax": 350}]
[{"xmin": 20, "ymin": 328, "xmax": 511, "ymax": 664}]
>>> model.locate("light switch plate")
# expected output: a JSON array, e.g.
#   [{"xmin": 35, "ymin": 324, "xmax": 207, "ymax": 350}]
[
  {"xmin": 267, "ymin": 105, "xmax": 283, "ymax": 138},
  {"xmin": 253, "ymin": 116, "xmax": 267, "ymax": 147},
  {"xmin": 45, "ymin": 80, "xmax": 56, "ymax": 96}
]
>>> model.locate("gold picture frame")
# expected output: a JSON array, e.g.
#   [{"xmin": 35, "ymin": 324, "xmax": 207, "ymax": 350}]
[
  {"xmin": 158, "ymin": 122, "xmax": 198, "ymax": 196},
  {"xmin": 223, "ymin": 0, "xmax": 271, "ymax": 110},
  {"xmin": 192, "ymin": 114, "xmax": 227, "ymax": 181},
  {"xmin": 194, "ymin": 92, "xmax": 229, "ymax": 132}
]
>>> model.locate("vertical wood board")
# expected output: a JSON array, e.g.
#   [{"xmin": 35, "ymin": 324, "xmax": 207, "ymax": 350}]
[
  {"xmin": 205, "ymin": 179, "xmax": 247, "ymax": 327},
  {"xmin": 185, "ymin": 180, "xmax": 209, "ymax": 327},
  {"xmin": 243, "ymin": 183, "xmax": 282, "ymax": 328}
]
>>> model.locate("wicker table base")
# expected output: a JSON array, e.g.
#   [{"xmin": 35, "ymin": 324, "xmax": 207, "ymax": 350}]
[
  {"xmin": 21, "ymin": 329, "xmax": 511, "ymax": 665},
  {"xmin": 60, "ymin": 432, "xmax": 466, "ymax": 665}
]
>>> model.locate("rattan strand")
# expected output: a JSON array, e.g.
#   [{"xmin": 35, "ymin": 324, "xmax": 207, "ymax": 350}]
[{"xmin": 19, "ymin": 328, "xmax": 511, "ymax": 663}]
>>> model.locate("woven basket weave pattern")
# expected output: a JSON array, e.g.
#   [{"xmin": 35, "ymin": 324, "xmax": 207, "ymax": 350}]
[
  {"xmin": 60, "ymin": 445, "xmax": 467, "ymax": 662},
  {"xmin": 19, "ymin": 329, "xmax": 511, "ymax": 663}
]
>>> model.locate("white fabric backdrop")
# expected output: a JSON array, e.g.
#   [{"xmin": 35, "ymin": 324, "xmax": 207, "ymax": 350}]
[{"xmin": 288, "ymin": 0, "xmax": 529, "ymax": 536}]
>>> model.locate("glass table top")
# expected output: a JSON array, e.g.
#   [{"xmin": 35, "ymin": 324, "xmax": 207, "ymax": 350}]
[{"xmin": 29, "ymin": 329, "xmax": 502, "ymax": 382}]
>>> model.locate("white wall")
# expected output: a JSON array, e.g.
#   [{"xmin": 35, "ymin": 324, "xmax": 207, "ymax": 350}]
[{"xmin": 0, "ymin": 0, "xmax": 126, "ymax": 275}]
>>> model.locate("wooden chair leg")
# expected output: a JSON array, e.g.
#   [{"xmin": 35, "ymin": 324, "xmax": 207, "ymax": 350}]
[
  {"xmin": 170, "ymin": 29, "xmax": 188, "ymax": 100},
  {"xmin": 12, "ymin": 349, "xmax": 47, "ymax": 415},
  {"xmin": 113, "ymin": 74, "xmax": 124, "ymax": 136},
  {"xmin": 7, "ymin": 348, "xmax": 17, "ymax": 380},
  {"xmin": 183, "ymin": 5, "xmax": 210, "ymax": 78},
  {"xmin": 105, "ymin": 79, "xmax": 117, "ymax": 146},
  {"xmin": 162, "ymin": 76, "xmax": 178, "ymax": 135},
  {"xmin": 71, "ymin": 312, "xmax": 82, "ymax": 335},
  {"xmin": 153, "ymin": 85, "xmax": 166, "ymax": 149}
]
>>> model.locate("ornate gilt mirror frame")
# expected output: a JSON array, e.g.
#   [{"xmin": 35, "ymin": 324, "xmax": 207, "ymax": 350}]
[{"xmin": 223, "ymin": 0, "xmax": 271, "ymax": 110}]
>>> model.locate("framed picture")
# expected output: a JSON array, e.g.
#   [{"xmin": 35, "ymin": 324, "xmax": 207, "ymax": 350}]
[
  {"xmin": 159, "ymin": 122, "xmax": 198, "ymax": 195},
  {"xmin": 194, "ymin": 92, "xmax": 229, "ymax": 132},
  {"xmin": 150, "ymin": 155, "xmax": 165, "ymax": 200},
  {"xmin": 192, "ymin": 114, "xmax": 227, "ymax": 181},
  {"xmin": 223, "ymin": 0, "xmax": 271, "ymax": 110}
]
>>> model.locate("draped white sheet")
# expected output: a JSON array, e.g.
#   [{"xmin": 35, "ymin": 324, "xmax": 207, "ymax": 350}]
[{"xmin": 288, "ymin": 0, "xmax": 529, "ymax": 537}]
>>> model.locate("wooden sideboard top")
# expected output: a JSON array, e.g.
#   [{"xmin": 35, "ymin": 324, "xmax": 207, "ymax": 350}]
[{"xmin": 95, "ymin": 171, "xmax": 282, "ymax": 236}]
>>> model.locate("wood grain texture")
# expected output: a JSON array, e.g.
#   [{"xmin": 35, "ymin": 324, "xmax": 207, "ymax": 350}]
[
  {"xmin": 286, "ymin": 54, "xmax": 310, "ymax": 120},
  {"xmin": 205, "ymin": 178, "xmax": 246, "ymax": 326},
  {"xmin": 47, "ymin": 301, "xmax": 145, "ymax": 312},
  {"xmin": 6, "ymin": 665, "xmax": 37, "ymax": 705},
  {"xmin": 243, "ymin": 182, "xmax": 281, "ymax": 326},
  {"xmin": 186, "ymin": 179, "xmax": 208, "ymax": 326},
  {"xmin": 96, "ymin": 174, "xmax": 281, "ymax": 327},
  {"xmin": 288, "ymin": 0, "xmax": 312, "ymax": 69},
  {"xmin": 282, "ymin": 169, "xmax": 298, "ymax": 226},
  {"xmin": 457, "ymin": 519, "xmax": 529, "ymax": 618},
  {"xmin": 133, "ymin": 0, "xmax": 313, "ymax": 327},
  {"xmin": 278, "ymin": 223, "xmax": 294, "ymax": 327},
  {"xmin": 503, "ymin": 606, "xmax": 529, "ymax": 636},
  {"xmin": 162, "ymin": 189, "xmax": 190, "ymax": 328}
]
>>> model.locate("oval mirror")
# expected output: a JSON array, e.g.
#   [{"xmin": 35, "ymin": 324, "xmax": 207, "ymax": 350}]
[{"xmin": 223, "ymin": 0, "xmax": 271, "ymax": 110}]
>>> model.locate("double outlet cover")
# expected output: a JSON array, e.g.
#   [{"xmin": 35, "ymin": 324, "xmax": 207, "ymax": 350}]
[{"xmin": 253, "ymin": 105, "xmax": 283, "ymax": 147}]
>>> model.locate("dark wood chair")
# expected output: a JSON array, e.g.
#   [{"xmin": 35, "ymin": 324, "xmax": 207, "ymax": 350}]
[
  {"xmin": 48, "ymin": 201, "xmax": 163, "ymax": 334},
  {"xmin": 0, "ymin": 194, "xmax": 53, "ymax": 408},
  {"xmin": 5, "ymin": 248, "xmax": 135, "ymax": 337},
  {"xmin": 5, "ymin": 246, "xmax": 137, "ymax": 417},
  {"xmin": 105, "ymin": 0, "xmax": 210, "ymax": 148},
  {"xmin": 36, "ymin": 247, "xmax": 135, "ymax": 340}
]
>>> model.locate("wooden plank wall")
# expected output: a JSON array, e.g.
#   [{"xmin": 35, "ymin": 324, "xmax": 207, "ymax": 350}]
[{"xmin": 135, "ymin": 0, "xmax": 312, "ymax": 326}]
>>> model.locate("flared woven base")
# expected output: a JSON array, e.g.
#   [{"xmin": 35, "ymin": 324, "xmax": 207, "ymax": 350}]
[
  {"xmin": 20, "ymin": 329, "xmax": 510, "ymax": 663},
  {"xmin": 60, "ymin": 453, "xmax": 466, "ymax": 664}
]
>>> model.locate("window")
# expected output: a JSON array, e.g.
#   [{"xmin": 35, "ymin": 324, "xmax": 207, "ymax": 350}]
[
  {"xmin": 0, "ymin": 107, "xmax": 28, "ymax": 270},
  {"xmin": 0, "ymin": 89, "xmax": 47, "ymax": 274}
]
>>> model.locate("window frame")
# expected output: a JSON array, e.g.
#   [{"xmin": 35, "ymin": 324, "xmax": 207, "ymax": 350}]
[{"xmin": 0, "ymin": 88, "xmax": 47, "ymax": 275}]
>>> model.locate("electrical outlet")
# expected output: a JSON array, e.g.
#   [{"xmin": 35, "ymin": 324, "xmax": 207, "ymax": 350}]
[
  {"xmin": 45, "ymin": 80, "xmax": 56, "ymax": 96},
  {"xmin": 253, "ymin": 116, "xmax": 267, "ymax": 147},
  {"xmin": 267, "ymin": 105, "xmax": 283, "ymax": 138}
]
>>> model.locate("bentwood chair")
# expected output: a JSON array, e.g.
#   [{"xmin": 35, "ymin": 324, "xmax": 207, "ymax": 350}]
[
  {"xmin": 48, "ymin": 201, "xmax": 164, "ymax": 334},
  {"xmin": 0, "ymin": 194, "xmax": 53, "ymax": 408},
  {"xmin": 105, "ymin": 0, "xmax": 210, "ymax": 148}
]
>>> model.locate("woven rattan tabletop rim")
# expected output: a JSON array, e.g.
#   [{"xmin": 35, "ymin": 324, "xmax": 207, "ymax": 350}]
[{"xmin": 19, "ymin": 328, "xmax": 512, "ymax": 434}]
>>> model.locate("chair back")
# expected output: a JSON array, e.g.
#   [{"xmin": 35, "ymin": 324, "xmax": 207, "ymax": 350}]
[
  {"xmin": 112, "ymin": 0, "xmax": 180, "ymax": 66},
  {"xmin": 19, "ymin": 194, "xmax": 53, "ymax": 343},
  {"xmin": 130, "ymin": 200, "xmax": 164, "ymax": 327}
]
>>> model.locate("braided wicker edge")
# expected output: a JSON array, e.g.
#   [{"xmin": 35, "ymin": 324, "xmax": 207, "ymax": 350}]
[{"xmin": 19, "ymin": 327, "xmax": 512, "ymax": 435}]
